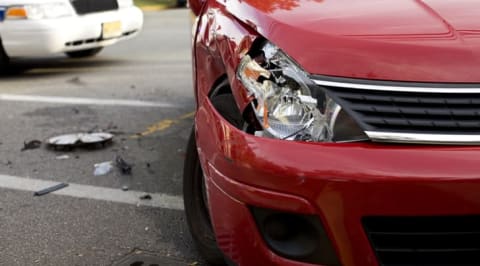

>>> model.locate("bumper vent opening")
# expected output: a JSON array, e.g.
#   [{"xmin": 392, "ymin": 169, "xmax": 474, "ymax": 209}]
[
  {"xmin": 251, "ymin": 207, "xmax": 340, "ymax": 266},
  {"xmin": 363, "ymin": 216, "xmax": 480, "ymax": 265}
]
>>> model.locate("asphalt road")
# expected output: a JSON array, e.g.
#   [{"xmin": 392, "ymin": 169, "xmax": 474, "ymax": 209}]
[{"xmin": 0, "ymin": 9, "xmax": 202, "ymax": 266}]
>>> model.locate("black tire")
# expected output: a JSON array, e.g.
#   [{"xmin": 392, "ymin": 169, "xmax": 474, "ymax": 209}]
[
  {"xmin": 176, "ymin": 0, "xmax": 187, "ymax": 7},
  {"xmin": 184, "ymin": 92, "xmax": 243, "ymax": 265},
  {"xmin": 183, "ymin": 128, "xmax": 226, "ymax": 266},
  {"xmin": 0, "ymin": 38, "xmax": 9, "ymax": 74},
  {"xmin": 65, "ymin": 47, "xmax": 103, "ymax": 58}
]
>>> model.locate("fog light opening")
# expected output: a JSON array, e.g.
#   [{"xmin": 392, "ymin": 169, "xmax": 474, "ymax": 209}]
[
  {"xmin": 263, "ymin": 214, "xmax": 318, "ymax": 258},
  {"xmin": 251, "ymin": 207, "xmax": 341, "ymax": 265}
]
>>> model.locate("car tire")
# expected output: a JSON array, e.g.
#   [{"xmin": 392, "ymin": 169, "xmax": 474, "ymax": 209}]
[
  {"xmin": 65, "ymin": 47, "xmax": 103, "ymax": 58},
  {"xmin": 176, "ymin": 0, "xmax": 187, "ymax": 7},
  {"xmin": 184, "ymin": 92, "xmax": 243, "ymax": 266},
  {"xmin": 0, "ymin": 38, "xmax": 9, "ymax": 74},
  {"xmin": 183, "ymin": 128, "xmax": 226, "ymax": 266}
]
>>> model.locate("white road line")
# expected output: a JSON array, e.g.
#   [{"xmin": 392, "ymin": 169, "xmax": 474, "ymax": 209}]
[
  {"xmin": 0, "ymin": 174, "xmax": 184, "ymax": 211},
  {"xmin": 0, "ymin": 94, "xmax": 175, "ymax": 108}
]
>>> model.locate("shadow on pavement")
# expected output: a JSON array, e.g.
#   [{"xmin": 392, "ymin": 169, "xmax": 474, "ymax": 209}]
[{"xmin": 0, "ymin": 56, "xmax": 129, "ymax": 79}]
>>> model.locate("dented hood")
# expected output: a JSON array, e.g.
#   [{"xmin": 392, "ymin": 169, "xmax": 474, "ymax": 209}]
[{"xmin": 225, "ymin": 0, "xmax": 480, "ymax": 83}]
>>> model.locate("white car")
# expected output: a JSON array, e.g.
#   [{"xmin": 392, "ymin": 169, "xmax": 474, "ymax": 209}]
[{"xmin": 0, "ymin": 0, "xmax": 143, "ymax": 65}]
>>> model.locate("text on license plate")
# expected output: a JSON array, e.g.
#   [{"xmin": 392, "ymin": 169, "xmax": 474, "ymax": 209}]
[{"xmin": 102, "ymin": 21, "xmax": 122, "ymax": 39}]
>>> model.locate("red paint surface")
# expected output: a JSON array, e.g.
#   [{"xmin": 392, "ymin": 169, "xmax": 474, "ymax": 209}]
[
  {"xmin": 223, "ymin": 0, "xmax": 480, "ymax": 82},
  {"xmin": 190, "ymin": 0, "xmax": 480, "ymax": 265}
]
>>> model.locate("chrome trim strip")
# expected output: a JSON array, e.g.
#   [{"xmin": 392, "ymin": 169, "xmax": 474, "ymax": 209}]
[
  {"xmin": 366, "ymin": 131, "xmax": 480, "ymax": 145},
  {"xmin": 313, "ymin": 79, "xmax": 480, "ymax": 93}
]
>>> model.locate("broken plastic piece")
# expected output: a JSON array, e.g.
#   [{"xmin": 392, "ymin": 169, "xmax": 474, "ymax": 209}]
[
  {"xmin": 140, "ymin": 194, "xmax": 152, "ymax": 200},
  {"xmin": 56, "ymin": 155, "xmax": 70, "ymax": 160},
  {"xmin": 94, "ymin": 161, "xmax": 113, "ymax": 176},
  {"xmin": 34, "ymin": 183, "xmax": 69, "ymax": 196},
  {"xmin": 115, "ymin": 156, "xmax": 132, "ymax": 175},
  {"xmin": 21, "ymin": 140, "xmax": 42, "ymax": 151},
  {"xmin": 47, "ymin": 132, "xmax": 113, "ymax": 149}
]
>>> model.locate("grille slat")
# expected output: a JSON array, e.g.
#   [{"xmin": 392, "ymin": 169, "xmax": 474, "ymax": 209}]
[
  {"xmin": 324, "ymin": 85, "xmax": 480, "ymax": 135},
  {"xmin": 70, "ymin": 0, "xmax": 118, "ymax": 15},
  {"xmin": 364, "ymin": 216, "xmax": 480, "ymax": 266},
  {"xmin": 351, "ymin": 104, "xmax": 480, "ymax": 117}
]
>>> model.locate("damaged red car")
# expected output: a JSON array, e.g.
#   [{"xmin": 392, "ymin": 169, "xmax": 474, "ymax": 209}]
[{"xmin": 183, "ymin": 0, "xmax": 480, "ymax": 265}]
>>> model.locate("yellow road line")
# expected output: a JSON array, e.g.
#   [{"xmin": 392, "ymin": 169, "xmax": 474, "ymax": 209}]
[
  {"xmin": 139, "ymin": 5, "xmax": 168, "ymax": 11},
  {"xmin": 132, "ymin": 111, "xmax": 195, "ymax": 138}
]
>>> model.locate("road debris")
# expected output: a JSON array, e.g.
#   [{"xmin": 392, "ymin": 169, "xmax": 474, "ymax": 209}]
[
  {"xmin": 94, "ymin": 161, "xmax": 113, "ymax": 176},
  {"xmin": 121, "ymin": 185, "xmax": 129, "ymax": 191},
  {"xmin": 56, "ymin": 155, "xmax": 70, "ymax": 160},
  {"xmin": 21, "ymin": 140, "xmax": 42, "ymax": 151},
  {"xmin": 34, "ymin": 183, "xmax": 69, "ymax": 196},
  {"xmin": 139, "ymin": 194, "xmax": 152, "ymax": 200},
  {"xmin": 67, "ymin": 76, "xmax": 85, "ymax": 86},
  {"xmin": 115, "ymin": 156, "xmax": 132, "ymax": 175},
  {"xmin": 47, "ymin": 132, "xmax": 113, "ymax": 150}
]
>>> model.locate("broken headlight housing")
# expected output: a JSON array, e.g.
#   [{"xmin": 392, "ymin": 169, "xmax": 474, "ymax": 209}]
[{"xmin": 237, "ymin": 41, "xmax": 368, "ymax": 142}]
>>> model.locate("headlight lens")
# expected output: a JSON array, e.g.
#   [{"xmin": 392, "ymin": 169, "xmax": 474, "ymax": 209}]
[
  {"xmin": 237, "ymin": 41, "xmax": 368, "ymax": 142},
  {"xmin": 6, "ymin": 3, "xmax": 74, "ymax": 20}
]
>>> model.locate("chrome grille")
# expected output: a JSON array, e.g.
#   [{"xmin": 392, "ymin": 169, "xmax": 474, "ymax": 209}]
[{"xmin": 312, "ymin": 77, "xmax": 480, "ymax": 144}]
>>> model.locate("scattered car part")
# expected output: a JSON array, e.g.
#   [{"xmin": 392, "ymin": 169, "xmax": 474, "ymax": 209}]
[
  {"xmin": 55, "ymin": 155, "xmax": 70, "ymax": 160},
  {"xmin": 34, "ymin": 183, "xmax": 69, "ymax": 196},
  {"xmin": 21, "ymin": 140, "xmax": 42, "ymax": 151},
  {"xmin": 93, "ymin": 161, "xmax": 113, "ymax": 176},
  {"xmin": 115, "ymin": 156, "xmax": 132, "ymax": 175},
  {"xmin": 47, "ymin": 132, "xmax": 113, "ymax": 149},
  {"xmin": 139, "ymin": 194, "xmax": 152, "ymax": 200}
]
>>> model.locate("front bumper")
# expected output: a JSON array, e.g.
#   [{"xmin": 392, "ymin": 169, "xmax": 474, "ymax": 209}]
[
  {"xmin": 196, "ymin": 97, "xmax": 480, "ymax": 266},
  {"xmin": 0, "ymin": 6, "xmax": 143, "ymax": 57}
]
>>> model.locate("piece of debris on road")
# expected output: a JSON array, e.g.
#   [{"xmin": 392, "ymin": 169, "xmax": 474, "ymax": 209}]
[
  {"xmin": 139, "ymin": 194, "xmax": 152, "ymax": 200},
  {"xmin": 34, "ymin": 183, "xmax": 69, "ymax": 196},
  {"xmin": 94, "ymin": 161, "xmax": 113, "ymax": 176},
  {"xmin": 115, "ymin": 156, "xmax": 133, "ymax": 175},
  {"xmin": 56, "ymin": 155, "xmax": 70, "ymax": 160},
  {"xmin": 47, "ymin": 132, "xmax": 113, "ymax": 150},
  {"xmin": 21, "ymin": 140, "xmax": 42, "ymax": 151}
]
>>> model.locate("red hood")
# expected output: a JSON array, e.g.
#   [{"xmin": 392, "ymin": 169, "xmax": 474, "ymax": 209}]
[{"xmin": 225, "ymin": 0, "xmax": 480, "ymax": 83}]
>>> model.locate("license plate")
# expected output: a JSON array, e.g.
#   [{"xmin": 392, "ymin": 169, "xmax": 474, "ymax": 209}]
[{"xmin": 102, "ymin": 21, "xmax": 122, "ymax": 39}]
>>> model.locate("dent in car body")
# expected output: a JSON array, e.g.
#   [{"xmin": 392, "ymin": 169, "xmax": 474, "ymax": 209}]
[{"xmin": 224, "ymin": 0, "xmax": 480, "ymax": 83}]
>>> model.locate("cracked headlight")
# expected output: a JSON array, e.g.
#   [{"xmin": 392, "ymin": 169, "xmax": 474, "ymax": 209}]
[
  {"xmin": 6, "ymin": 3, "xmax": 74, "ymax": 20},
  {"xmin": 237, "ymin": 41, "xmax": 368, "ymax": 142}
]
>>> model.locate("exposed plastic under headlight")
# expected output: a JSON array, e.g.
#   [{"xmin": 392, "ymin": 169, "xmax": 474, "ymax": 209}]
[{"xmin": 237, "ymin": 41, "xmax": 368, "ymax": 143}]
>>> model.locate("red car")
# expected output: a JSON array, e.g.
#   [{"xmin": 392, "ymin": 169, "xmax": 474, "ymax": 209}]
[{"xmin": 183, "ymin": 0, "xmax": 480, "ymax": 265}]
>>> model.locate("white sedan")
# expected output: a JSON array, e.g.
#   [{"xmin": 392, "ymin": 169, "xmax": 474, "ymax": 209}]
[{"xmin": 0, "ymin": 0, "xmax": 143, "ymax": 65}]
